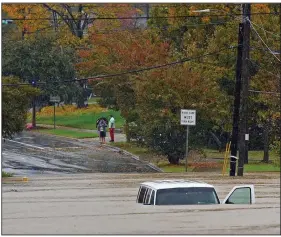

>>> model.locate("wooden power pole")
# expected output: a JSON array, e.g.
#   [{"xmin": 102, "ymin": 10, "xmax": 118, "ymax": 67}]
[
  {"xmin": 237, "ymin": 3, "xmax": 251, "ymax": 176},
  {"xmin": 229, "ymin": 23, "xmax": 243, "ymax": 176},
  {"xmin": 279, "ymin": 3, "xmax": 281, "ymax": 163}
]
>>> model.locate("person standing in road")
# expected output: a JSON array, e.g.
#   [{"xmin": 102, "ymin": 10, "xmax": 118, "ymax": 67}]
[
  {"xmin": 109, "ymin": 115, "xmax": 115, "ymax": 142},
  {"xmin": 96, "ymin": 117, "xmax": 102, "ymax": 142},
  {"xmin": 96, "ymin": 117, "xmax": 108, "ymax": 143},
  {"xmin": 98, "ymin": 118, "xmax": 107, "ymax": 144}
]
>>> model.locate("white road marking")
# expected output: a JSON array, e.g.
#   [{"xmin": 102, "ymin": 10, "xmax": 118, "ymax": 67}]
[
  {"xmin": 54, "ymin": 147, "xmax": 81, "ymax": 150},
  {"xmin": 5, "ymin": 139, "xmax": 45, "ymax": 150},
  {"xmin": 14, "ymin": 137, "xmax": 33, "ymax": 140}
]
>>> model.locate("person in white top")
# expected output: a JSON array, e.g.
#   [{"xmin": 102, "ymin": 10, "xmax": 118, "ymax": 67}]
[{"xmin": 109, "ymin": 115, "xmax": 115, "ymax": 142}]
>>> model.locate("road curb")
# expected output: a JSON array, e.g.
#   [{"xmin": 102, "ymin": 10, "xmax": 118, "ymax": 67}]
[
  {"xmin": 103, "ymin": 144, "xmax": 163, "ymax": 173},
  {"xmin": 2, "ymin": 177, "xmax": 29, "ymax": 182},
  {"xmin": 35, "ymin": 124, "xmax": 124, "ymax": 134}
]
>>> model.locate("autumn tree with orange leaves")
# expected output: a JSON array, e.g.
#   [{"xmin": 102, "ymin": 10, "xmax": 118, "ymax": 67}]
[
  {"xmin": 77, "ymin": 28, "xmax": 227, "ymax": 163},
  {"xmin": 2, "ymin": 3, "xmax": 141, "ymax": 46}
]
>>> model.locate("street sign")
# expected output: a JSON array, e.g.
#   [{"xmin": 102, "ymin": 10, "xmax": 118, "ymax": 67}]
[
  {"xmin": 181, "ymin": 109, "xmax": 196, "ymax": 126},
  {"xmin": 50, "ymin": 96, "xmax": 60, "ymax": 103},
  {"xmin": 180, "ymin": 109, "xmax": 197, "ymax": 172}
]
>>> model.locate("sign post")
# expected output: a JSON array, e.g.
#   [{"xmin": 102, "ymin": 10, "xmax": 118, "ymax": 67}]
[
  {"xmin": 181, "ymin": 109, "xmax": 196, "ymax": 172},
  {"xmin": 54, "ymin": 103, "xmax": 56, "ymax": 129},
  {"xmin": 50, "ymin": 96, "xmax": 60, "ymax": 129}
]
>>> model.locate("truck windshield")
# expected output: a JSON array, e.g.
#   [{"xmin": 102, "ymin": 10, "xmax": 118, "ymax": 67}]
[{"xmin": 155, "ymin": 187, "xmax": 219, "ymax": 205}]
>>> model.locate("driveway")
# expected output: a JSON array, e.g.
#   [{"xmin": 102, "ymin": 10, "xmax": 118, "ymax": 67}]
[{"xmin": 2, "ymin": 131, "xmax": 158, "ymax": 175}]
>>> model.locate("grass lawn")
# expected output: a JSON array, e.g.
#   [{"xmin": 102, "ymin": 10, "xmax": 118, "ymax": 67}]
[
  {"xmin": 204, "ymin": 148, "xmax": 279, "ymax": 161},
  {"xmin": 159, "ymin": 165, "xmax": 194, "ymax": 172},
  {"xmin": 113, "ymin": 142, "xmax": 151, "ymax": 155},
  {"xmin": 2, "ymin": 171, "xmax": 13, "ymax": 177},
  {"xmin": 88, "ymin": 97, "xmax": 101, "ymax": 104},
  {"xmin": 36, "ymin": 128, "xmax": 99, "ymax": 139},
  {"xmin": 113, "ymin": 142, "xmax": 280, "ymax": 173},
  {"xmin": 161, "ymin": 162, "xmax": 280, "ymax": 173},
  {"xmin": 244, "ymin": 163, "xmax": 280, "ymax": 172},
  {"xmin": 32, "ymin": 110, "xmax": 125, "ymax": 130}
]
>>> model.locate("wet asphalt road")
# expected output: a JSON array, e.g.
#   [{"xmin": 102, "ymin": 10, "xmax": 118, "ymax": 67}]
[{"xmin": 2, "ymin": 131, "xmax": 158, "ymax": 175}]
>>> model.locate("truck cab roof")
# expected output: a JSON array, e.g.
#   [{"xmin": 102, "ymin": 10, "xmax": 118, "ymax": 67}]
[{"xmin": 140, "ymin": 179, "xmax": 215, "ymax": 190}]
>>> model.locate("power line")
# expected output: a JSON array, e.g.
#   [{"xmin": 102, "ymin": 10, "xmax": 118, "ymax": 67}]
[
  {"xmin": 2, "ymin": 45, "xmax": 236, "ymax": 86},
  {"xmin": 250, "ymin": 20, "xmax": 280, "ymax": 38},
  {"xmin": 63, "ymin": 45, "xmax": 237, "ymax": 83},
  {"xmin": 247, "ymin": 58, "xmax": 280, "ymax": 79},
  {"xmin": 1, "ymin": 21, "xmax": 231, "ymax": 43},
  {"xmin": 251, "ymin": 46, "xmax": 280, "ymax": 55},
  {"xmin": 248, "ymin": 18, "xmax": 281, "ymax": 62},
  {"xmin": 249, "ymin": 89, "xmax": 280, "ymax": 96},
  {"xmin": 2, "ymin": 82, "xmax": 46, "ymax": 86},
  {"xmin": 2, "ymin": 12, "xmax": 278, "ymax": 21}
]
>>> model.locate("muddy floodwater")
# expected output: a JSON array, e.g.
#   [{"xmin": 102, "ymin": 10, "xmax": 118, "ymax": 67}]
[{"xmin": 2, "ymin": 172, "xmax": 280, "ymax": 234}]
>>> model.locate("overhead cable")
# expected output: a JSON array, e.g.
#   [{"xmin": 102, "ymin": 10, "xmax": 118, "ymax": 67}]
[
  {"xmin": 2, "ymin": 45, "xmax": 236, "ymax": 86},
  {"xmin": 248, "ymin": 18, "xmax": 281, "ymax": 63},
  {"xmin": 1, "ymin": 12, "xmax": 278, "ymax": 21},
  {"xmin": 63, "ymin": 45, "xmax": 237, "ymax": 83}
]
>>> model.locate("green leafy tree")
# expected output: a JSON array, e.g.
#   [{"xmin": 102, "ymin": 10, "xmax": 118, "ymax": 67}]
[
  {"xmin": 134, "ymin": 65, "xmax": 226, "ymax": 164},
  {"xmin": 76, "ymin": 29, "xmax": 171, "ymax": 138},
  {"xmin": 206, "ymin": 4, "xmax": 280, "ymax": 153},
  {"xmin": 2, "ymin": 76, "xmax": 40, "ymax": 138},
  {"xmin": 2, "ymin": 34, "xmax": 85, "ymax": 107}
]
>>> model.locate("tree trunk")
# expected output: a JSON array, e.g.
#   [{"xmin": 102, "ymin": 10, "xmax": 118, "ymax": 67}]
[
  {"xmin": 210, "ymin": 131, "xmax": 222, "ymax": 152},
  {"xmin": 262, "ymin": 120, "xmax": 270, "ymax": 163},
  {"xmin": 76, "ymin": 97, "xmax": 86, "ymax": 108},
  {"xmin": 76, "ymin": 81, "xmax": 87, "ymax": 108},
  {"xmin": 168, "ymin": 155, "xmax": 179, "ymax": 165},
  {"xmin": 124, "ymin": 122, "xmax": 130, "ymax": 142}
]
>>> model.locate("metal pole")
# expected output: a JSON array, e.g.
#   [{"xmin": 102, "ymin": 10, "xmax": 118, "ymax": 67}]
[
  {"xmin": 32, "ymin": 97, "xmax": 36, "ymax": 128},
  {"xmin": 54, "ymin": 102, "xmax": 56, "ymax": 129},
  {"xmin": 185, "ymin": 126, "xmax": 189, "ymax": 172}
]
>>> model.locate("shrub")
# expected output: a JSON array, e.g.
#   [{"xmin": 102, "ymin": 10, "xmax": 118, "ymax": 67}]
[
  {"xmin": 2, "ymin": 171, "xmax": 13, "ymax": 177},
  {"xmin": 29, "ymin": 104, "xmax": 107, "ymax": 118}
]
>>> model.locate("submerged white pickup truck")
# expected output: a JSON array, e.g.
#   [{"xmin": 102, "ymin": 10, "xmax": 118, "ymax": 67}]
[{"xmin": 136, "ymin": 180, "xmax": 255, "ymax": 205}]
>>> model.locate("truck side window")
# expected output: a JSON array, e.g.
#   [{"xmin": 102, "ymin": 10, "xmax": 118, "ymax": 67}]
[
  {"xmin": 137, "ymin": 186, "xmax": 147, "ymax": 203},
  {"xmin": 144, "ymin": 189, "xmax": 152, "ymax": 204},
  {"xmin": 150, "ymin": 190, "xmax": 155, "ymax": 205}
]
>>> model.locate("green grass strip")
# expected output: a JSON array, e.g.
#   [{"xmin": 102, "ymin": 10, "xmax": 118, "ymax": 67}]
[
  {"xmin": 244, "ymin": 163, "xmax": 280, "ymax": 172},
  {"xmin": 30, "ymin": 110, "xmax": 125, "ymax": 130},
  {"xmin": 2, "ymin": 171, "xmax": 13, "ymax": 177},
  {"xmin": 37, "ymin": 128, "xmax": 99, "ymax": 139}
]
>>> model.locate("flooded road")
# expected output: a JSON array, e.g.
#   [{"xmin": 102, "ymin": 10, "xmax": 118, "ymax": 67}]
[
  {"xmin": 2, "ymin": 172, "xmax": 280, "ymax": 234},
  {"xmin": 2, "ymin": 131, "xmax": 158, "ymax": 175}
]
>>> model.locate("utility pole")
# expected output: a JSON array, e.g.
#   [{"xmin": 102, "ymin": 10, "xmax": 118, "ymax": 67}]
[
  {"xmin": 237, "ymin": 3, "xmax": 251, "ymax": 176},
  {"xmin": 31, "ymin": 79, "xmax": 37, "ymax": 128},
  {"xmin": 279, "ymin": 3, "xmax": 281, "ymax": 163},
  {"xmin": 229, "ymin": 23, "xmax": 244, "ymax": 176}
]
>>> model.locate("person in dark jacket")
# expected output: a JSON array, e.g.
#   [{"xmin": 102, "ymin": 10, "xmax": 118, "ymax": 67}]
[
  {"xmin": 98, "ymin": 118, "xmax": 107, "ymax": 144},
  {"xmin": 96, "ymin": 117, "xmax": 108, "ymax": 142}
]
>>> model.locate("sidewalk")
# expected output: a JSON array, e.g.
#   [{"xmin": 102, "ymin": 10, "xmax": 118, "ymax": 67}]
[{"xmin": 36, "ymin": 124, "xmax": 127, "ymax": 142}]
